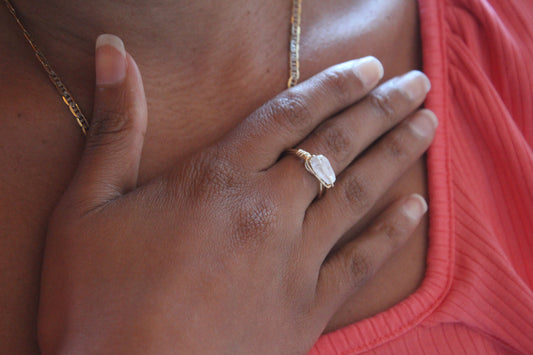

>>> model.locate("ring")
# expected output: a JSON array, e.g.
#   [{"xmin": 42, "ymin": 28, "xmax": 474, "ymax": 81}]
[{"xmin": 286, "ymin": 149, "xmax": 336, "ymax": 197}]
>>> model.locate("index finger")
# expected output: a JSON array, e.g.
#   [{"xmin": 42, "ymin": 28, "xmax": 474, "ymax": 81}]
[{"xmin": 221, "ymin": 57, "xmax": 384, "ymax": 171}]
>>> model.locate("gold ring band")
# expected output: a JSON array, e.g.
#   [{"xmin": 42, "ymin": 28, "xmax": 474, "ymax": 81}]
[{"xmin": 286, "ymin": 148, "xmax": 336, "ymax": 198}]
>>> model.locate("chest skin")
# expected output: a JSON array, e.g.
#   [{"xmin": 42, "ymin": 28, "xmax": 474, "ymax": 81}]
[{"xmin": 0, "ymin": 0, "xmax": 426, "ymax": 351}]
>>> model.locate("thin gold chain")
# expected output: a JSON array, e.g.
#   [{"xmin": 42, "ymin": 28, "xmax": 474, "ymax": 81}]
[
  {"xmin": 4, "ymin": 0, "xmax": 89, "ymax": 135},
  {"xmin": 3, "ymin": 0, "xmax": 303, "ymax": 135},
  {"xmin": 288, "ymin": 0, "xmax": 303, "ymax": 88}
]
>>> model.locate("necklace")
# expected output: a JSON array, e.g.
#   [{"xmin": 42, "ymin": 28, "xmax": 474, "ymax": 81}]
[
  {"xmin": 288, "ymin": 0, "xmax": 303, "ymax": 88},
  {"xmin": 3, "ymin": 0, "xmax": 303, "ymax": 136},
  {"xmin": 3, "ymin": 0, "xmax": 90, "ymax": 135}
]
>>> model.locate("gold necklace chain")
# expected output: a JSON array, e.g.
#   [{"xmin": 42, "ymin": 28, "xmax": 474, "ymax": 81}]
[
  {"xmin": 288, "ymin": 0, "xmax": 303, "ymax": 88},
  {"xmin": 4, "ymin": 0, "xmax": 303, "ymax": 135},
  {"xmin": 4, "ymin": 0, "xmax": 90, "ymax": 135}
]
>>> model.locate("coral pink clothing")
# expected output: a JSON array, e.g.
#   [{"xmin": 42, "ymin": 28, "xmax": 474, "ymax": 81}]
[{"xmin": 311, "ymin": 0, "xmax": 533, "ymax": 353}]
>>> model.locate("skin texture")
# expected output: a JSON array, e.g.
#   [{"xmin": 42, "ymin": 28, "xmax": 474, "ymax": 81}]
[
  {"xmin": 0, "ymin": 0, "xmax": 427, "ymax": 352},
  {"xmin": 38, "ymin": 42, "xmax": 435, "ymax": 354}
]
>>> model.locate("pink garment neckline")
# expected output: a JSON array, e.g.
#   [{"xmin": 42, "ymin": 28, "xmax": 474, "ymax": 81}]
[{"xmin": 311, "ymin": 0, "xmax": 455, "ymax": 352}]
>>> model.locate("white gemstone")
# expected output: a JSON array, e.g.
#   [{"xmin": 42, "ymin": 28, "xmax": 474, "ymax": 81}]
[{"xmin": 309, "ymin": 155, "xmax": 336, "ymax": 186}]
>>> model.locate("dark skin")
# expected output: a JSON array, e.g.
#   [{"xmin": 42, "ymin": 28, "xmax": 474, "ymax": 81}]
[{"xmin": 0, "ymin": 0, "xmax": 428, "ymax": 352}]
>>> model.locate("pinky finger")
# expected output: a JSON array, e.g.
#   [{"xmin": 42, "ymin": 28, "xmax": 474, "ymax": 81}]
[{"xmin": 312, "ymin": 194, "xmax": 428, "ymax": 321}]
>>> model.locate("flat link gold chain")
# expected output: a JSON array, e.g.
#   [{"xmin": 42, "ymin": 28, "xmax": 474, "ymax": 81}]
[
  {"xmin": 288, "ymin": 0, "xmax": 303, "ymax": 88},
  {"xmin": 4, "ymin": 0, "xmax": 303, "ymax": 134},
  {"xmin": 4, "ymin": 0, "xmax": 89, "ymax": 135}
]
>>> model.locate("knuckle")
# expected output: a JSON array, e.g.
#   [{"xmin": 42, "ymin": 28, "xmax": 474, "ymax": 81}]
[
  {"xmin": 230, "ymin": 195, "xmax": 279, "ymax": 249},
  {"xmin": 182, "ymin": 150, "xmax": 240, "ymax": 201},
  {"xmin": 90, "ymin": 88, "xmax": 132, "ymax": 136},
  {"xmin": 373, "ymin": 217, "xmax": 409, "ymax": 249},
  {"xmin": 345, "ymin": 249, "xmax": 373, "ymax": 289},
  {"xmin": 201, "ymin": 157, "xmax": 234, "ymax": 190},
  {"xmin": 382, "ymin": 132, "xmax": 410, "ymax": 161},
  {"xmin": 369, "ymin": 89, "xmax": 398, "ymax": 122},
  {"xmin": 319, "ymin": 69, "xmax": 353, "ymax": 104},
  {"xmin": 267, "ymin": 93, "xmax": 311, "ymax": 132},
  {"xmin": 87, "ymin": 107, "xmax": 134, "ymax": 148},
  {"xmin": 341, "ymin": 173, "xmax": 372, "ymax": 212},
  {"xmin": 318, "ymin": 122, "xmax": 351, "ymax": 157}
]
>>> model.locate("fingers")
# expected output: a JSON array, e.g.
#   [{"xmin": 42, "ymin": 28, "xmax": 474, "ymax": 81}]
[
  {"xmin": 65, "ymin": 34, "xmax": 147, "ymax": 209},
  {"xmin": 222, "ymin": 57, "xmax": 384, "ymax": 171},
  {"xmin": 312, "ymin": 194, "xmax": 427, "ymax": 321},
  {"xmin": 303, "ymin": 109, "xmax": 438, "ymax": 256},
  {"xmin": 273, "ymin": 71, "xmax": 431, "ymax": 203}
]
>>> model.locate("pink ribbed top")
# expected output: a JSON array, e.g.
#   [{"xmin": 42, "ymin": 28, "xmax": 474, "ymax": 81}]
[{"xmin": 310, "ymin": 0, "xmax": 533, "ymax": 353}]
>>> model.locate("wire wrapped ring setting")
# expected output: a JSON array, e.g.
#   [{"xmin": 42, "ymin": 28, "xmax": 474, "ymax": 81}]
[{"xmin": 286, "ymin": 149, "xmax": 336, "ymax": 198}]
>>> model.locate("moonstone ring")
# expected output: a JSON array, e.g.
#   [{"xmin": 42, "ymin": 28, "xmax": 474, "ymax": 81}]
[{"xmin": 287, "ymin": 148, "xmax": 336, "ymax": 197}]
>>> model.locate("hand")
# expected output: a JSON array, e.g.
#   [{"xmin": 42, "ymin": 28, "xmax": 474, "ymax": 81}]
[{"xmin": 38, "ymin": 34, "xmax": 436, "ymax": 354}]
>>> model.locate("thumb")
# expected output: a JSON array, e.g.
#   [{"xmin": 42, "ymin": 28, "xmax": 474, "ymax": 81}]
[{"xmin": 68, "ymin": 34, "xmax": 148, "ymax": 209}]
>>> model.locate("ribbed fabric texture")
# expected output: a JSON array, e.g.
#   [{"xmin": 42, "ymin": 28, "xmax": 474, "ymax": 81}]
[{"xmin": 310, "ymin": 0, "xmax": 533, "ymax": 353}]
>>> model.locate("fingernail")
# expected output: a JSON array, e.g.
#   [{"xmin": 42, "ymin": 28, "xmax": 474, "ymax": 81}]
[
  {"xmin": 352, "ymin": 56, "xmax": 384, "ymax": 88},
  {"xmin": 95, "ymin": 34, "xmax": 127, "ymax": 86},
  {"xmin": 403, "ymin": 194, "xmax": 428, "ymax": 221},
  {"xmin": 409, "ymin": 109, "xmax": 439, "ymax": 137},
  {"xmin": 396, "ymin": 70, "xmax": 431, "ymax": 100}
]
